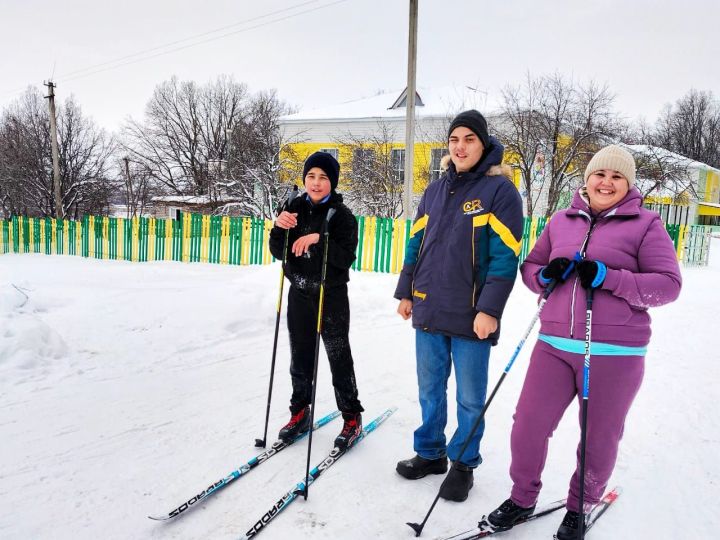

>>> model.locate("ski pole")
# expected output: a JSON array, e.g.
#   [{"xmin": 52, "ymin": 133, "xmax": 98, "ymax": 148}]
[
  {"xmin": 577, "ymin": 287, "xmax": 594, "ymax": 540},
  {"xmin": 407, "ymin": 260, "xmax": 578, "ymax": 537},
  {"xmin": 303, "ymin": 207, "xmax": 336, "ymax": 500},
  {"xmin": 255, "ymin": 185, "xmax": 299, "ymax": 448}
]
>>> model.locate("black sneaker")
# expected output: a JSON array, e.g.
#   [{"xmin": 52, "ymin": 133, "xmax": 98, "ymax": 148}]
[
  {"xmin": 396, "ymin": 454, "xmax": 448, "ymax": 480},
  {"xmin": 278, "ymin": 406, "xmax": 311, "ymax": 442},
  {"xmin": 438, "ymin": 462, "xmax": 474, "ymax": 502},
  {"xmin": 486, "ymin": 498, "xmax": 536, "ymax": 531},
  {"xmin": 555, "ymin": 510, "xmax": 586, "ymax": 540},
  {"xmin": 334, "ymin": 412, "xmax": 362, "ymax": 450}
]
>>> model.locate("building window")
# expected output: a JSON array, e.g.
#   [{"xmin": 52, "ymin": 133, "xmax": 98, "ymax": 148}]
[
  {"xmin": 391, "ymin": 149, "xmax": 405, "ymax": 184},
  {"xmin": 319, "ymin": 148, "xmax": 339, "ymax": 161},
  {"xmin": 430, "ymin": 148, "xmax": 449, "ymax": 183}
]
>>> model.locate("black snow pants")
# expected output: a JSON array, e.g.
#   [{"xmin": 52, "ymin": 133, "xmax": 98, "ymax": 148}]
[{"xmin": 287, "ymin": 284, "xmax": 363, "ymax": 415}]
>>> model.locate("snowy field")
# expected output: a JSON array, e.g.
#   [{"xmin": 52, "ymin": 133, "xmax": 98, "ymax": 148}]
[{"xmin": 1, "ymin": 242, "xmax": 718, "ymax": 540}]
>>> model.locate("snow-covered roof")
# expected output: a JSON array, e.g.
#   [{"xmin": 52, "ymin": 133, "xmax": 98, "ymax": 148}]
[
  {"xmin": 280, "ymin": 85, "xmax": 501, "ymax": 123},
  {"xmin": 151, "ymin": 195, "xmax": 238, "ymax": 204},
  {"xmin": 624, "ymin": 144, "xmax": 720, "ymax": 173}
]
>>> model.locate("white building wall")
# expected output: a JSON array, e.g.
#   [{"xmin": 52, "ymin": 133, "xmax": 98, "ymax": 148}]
[{"xmin": 280, "ymin": 116, "xmax": 457, "ymax": 144}]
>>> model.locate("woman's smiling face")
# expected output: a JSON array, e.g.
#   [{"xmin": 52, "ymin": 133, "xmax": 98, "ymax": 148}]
[{"xmin": 585, "ymin": 168, "xmax": 629, "ymax": 212}]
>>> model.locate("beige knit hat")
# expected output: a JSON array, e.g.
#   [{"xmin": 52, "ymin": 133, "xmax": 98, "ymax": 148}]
[{"xmin": 584, "ymin": 145, "xmax": 636, "ymax": 187}]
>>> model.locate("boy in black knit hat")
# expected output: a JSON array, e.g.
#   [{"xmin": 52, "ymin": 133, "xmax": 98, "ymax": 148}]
[{"xmin": 269, "ymin": 151, "xmax": 364, "ymax": 450}]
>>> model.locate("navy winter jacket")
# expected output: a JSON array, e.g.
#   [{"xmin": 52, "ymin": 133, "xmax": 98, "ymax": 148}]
[{"xmin": 394, "ymin": 137, "xmax": 524, "ymax": 344}]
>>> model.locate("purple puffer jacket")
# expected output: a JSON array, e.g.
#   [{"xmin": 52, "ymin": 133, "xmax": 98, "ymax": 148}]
[{"xmin": 521, "ymin": 187, "xmax": 682, "ymax": 347}]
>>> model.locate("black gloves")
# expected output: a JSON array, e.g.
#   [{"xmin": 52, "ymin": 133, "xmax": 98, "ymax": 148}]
[
  {"xmin": 539, "ymin": 257, "xmax": 572, "ymax": 284},
  {"xmin": 538, "ymin": 255, "xmax": 607, "ymax": 289},
  {"xmin": 576, "ymin": 260, "xmax": 607, "ymax": 289}
]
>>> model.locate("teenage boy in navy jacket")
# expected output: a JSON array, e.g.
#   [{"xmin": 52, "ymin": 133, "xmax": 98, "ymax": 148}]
[{"xmin": 395, "ymin": 110, "xmax": 524, "ymax": 502}]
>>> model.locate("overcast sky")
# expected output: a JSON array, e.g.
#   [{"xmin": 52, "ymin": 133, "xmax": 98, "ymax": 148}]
[{"xmin": 1, "ymin": 0, "xmax": 718, "ymax": 132}]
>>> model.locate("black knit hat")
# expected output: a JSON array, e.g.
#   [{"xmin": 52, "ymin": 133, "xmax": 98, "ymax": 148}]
[
  {"xmin": 303, "ymin": 151, "xmax": 340, "ymax": 190},
  {"xmin": 448, "ymin": 110, "xmax": 490, "ymax": 149}
]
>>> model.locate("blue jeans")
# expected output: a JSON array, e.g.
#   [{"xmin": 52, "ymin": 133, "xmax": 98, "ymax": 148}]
[{"xmin": 414, "ymin": 330, "xmax": 491, "ymax": 468}]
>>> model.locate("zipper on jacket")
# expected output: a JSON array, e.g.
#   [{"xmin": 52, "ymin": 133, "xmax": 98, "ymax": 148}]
[{"xmin": 570, "ymin": 212, "xmax": 597, "ymax": 337}]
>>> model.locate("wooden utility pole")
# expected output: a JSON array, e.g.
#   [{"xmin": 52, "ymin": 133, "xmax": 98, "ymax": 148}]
[
  {"xmin": 403, "ymin": 0, "xmax": 418, "ymax": 219},
  {"xmin": 44, "ymin": 81, "xmax": 63, "ymax": 219},
  {"xmin": 123, "ymin": 157, "xmax": 134, "ymax": 218}
]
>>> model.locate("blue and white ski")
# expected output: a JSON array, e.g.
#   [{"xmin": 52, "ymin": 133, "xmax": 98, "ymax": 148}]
[
  {"xmin": 241, "ymin": 407, "xmax": 397, "ymax": 539},
  {"xmin": 148, "ymin": 409, "xmax": 340, "ymax": 521}
]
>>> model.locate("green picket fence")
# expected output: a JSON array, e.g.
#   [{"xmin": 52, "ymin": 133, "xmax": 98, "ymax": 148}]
[
  {"xmin": 0, "ymin": 213, "xmax": 274, "ymax": 265},
  {"xmin": 2, "ymin": 213, "xmax": 707, "ymax": 270}
]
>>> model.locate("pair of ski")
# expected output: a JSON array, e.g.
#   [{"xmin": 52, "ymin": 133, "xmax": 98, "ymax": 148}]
[
  {"xmin": 440, "ymin": 486, "xmax": 621, "ymax": 540},
  {"xmin": 149, "ymin": 407, "xmax": 396, "ymax": 538}
]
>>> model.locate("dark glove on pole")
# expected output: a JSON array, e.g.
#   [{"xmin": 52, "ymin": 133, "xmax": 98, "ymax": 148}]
[
  {"xmin": 576, "ymin": 259, "xmax": 607, "ymax": 289},
  {"xmin": 539, "ymin": 257, "xmax": 572, "ymax": 285}
]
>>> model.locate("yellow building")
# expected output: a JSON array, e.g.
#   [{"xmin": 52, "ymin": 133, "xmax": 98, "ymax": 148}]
[
  {"xmin": 279, "ymin": 89, "xmax": 719, "ymax": 225},
  {"xmin": 278, "ymin": 86, "xmax": 515, "ymax": 198}
]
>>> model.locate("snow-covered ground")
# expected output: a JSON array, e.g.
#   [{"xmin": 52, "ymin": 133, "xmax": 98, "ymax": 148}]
[{"xmin": 1, "ymin": 242, "xmax": 718, "ymax": 540}]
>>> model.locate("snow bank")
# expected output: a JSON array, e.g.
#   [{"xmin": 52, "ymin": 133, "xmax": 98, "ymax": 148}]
[
  {"xmin": 0, "ymin": 247, "xmax": 717, "ymax": 539},
  {"xmin": 0, "ymin": 275, "xmax": 67, "ymax": 379}
]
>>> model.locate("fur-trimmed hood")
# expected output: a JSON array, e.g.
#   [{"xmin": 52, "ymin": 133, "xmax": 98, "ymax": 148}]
[{"xmin": 440, "ymin": 151, "xmax": 513, "ymax": 179}]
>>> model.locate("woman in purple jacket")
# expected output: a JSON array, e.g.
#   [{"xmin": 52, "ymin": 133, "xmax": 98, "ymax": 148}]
[{"xmin": 486, "ymin": 145, "xmax": 682, "ymax": 539}]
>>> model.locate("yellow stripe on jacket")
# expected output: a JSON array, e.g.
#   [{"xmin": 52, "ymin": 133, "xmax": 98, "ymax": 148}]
[{"xmin": 472, "ymin": 213, "xmax": 522, "ymax": 256}]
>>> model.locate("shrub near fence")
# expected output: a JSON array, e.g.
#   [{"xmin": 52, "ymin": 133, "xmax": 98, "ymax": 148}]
[{"xmin": 1, "ymin": 212, "xmax": 708, "ymax": 270}]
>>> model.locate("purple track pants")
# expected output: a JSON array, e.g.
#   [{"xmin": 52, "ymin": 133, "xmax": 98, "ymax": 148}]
[{"xmin": 509, "ymin": 340, "xmax": 644, "ymax": 512}]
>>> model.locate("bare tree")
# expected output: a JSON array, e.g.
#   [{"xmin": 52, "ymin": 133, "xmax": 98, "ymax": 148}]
[
  {"xmin": 0, "ymin": 88, "xmax": 114, "ymax": 218},
  {"xmin": 0, "ymin": 93, "xmax": 43, "ymax": 217},
  {"xmin": 335, "ymin": 122, "xmax": 406, "ymax": 218},
  {"xmin": 219, "ymin": 89, "xmax": 301, "ymax": 219},
  {"xmin": 496, "ymin": 73, "xmax": 619, "ymax": 216},
  {"xmin": 122, "ymin": 75, "xmax": 248, "ymax": 196},
  {"xmin": 653, "ymin": 89, "xmax": 720, "ymax": 168},
  {"xmin": 618, "ymin": 122, "xmax": 695, "ymax": 201},
  {"xmin": 120, "ymin": 157, "xmax": 154, "ymax": 218},
  {"xmin": 57, "ymin": 98, "xmax": 115, "ymax": 218},
  {"xmin": 632, "ymin": 145, "xmax": 695, "ymax": 200}
]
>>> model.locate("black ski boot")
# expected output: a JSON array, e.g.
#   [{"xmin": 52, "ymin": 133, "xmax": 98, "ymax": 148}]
[
  {"xmin": 555, "ymin": 510, "xmax": 586, "ymax": 540},
  {"xmin": 396, "ymin": 454, "xmax": 448, "ymax": 480},
  {"xmin": 334, "ymin": 412, "xmax": 362, "ymax": 450},
  {"xmin": 278, "ymin": 406, "xmax": 311, "ymax": 442},
  {"xmin": 438, "ymin": 462, "xmax": 474, "ymax": 502},
  {"xmin": 486, "ymin": 498, "xmax": 536, "ymax": 531}
]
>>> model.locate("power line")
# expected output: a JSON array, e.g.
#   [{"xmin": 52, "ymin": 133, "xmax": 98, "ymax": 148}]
[
  {"xmin": 57, "ymin": 0, "xmax": 349, "ymax": 83},
  {"xmin": 59, "ymin": 0, "xmax": 325, "ymax": 80},
  {"xmin": 1, "ymin": 0, "xmax": 349, "ymax": 99}
]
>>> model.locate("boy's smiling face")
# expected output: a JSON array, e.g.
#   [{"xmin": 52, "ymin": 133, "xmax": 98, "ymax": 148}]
[
  {"xmin": 304, "ymin": 167, "xmax": 332, "ymax": 203},
  {"xmin": 448, "ymin": 126, "xmax": 484, "ymax": 173}
]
